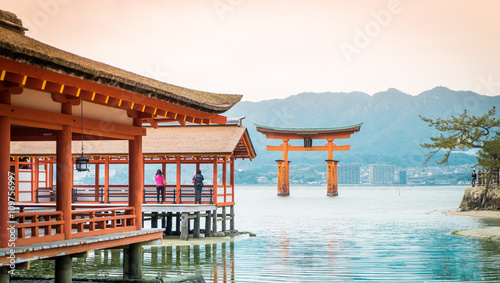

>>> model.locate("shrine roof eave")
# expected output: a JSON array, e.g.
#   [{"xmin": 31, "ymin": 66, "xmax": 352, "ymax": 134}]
[
  {"xmin": 0, "ymin": 12, "xmax": 242, "ymax": 114},
  {"xmin": 254, "ymin": 123, "xmax": 363, "ymax": 136}
]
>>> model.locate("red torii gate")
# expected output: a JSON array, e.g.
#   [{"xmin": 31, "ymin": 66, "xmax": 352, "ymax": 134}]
[{"xmin": 256, "ymin": 123, "xmax": 362, "ymax": 196}]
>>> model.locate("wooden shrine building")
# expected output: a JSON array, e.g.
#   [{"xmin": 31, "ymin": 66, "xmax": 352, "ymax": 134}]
[
  {"xmin": 256, "ymin": 123, "xmax": 362, "ymax": 196},
  {"xmin": 9, "ymin": 124, "xmax": 256, "ymax": 239},
  {"xmin": 0, "ymin": 10, "xmax": 245, "ymax": 282}
]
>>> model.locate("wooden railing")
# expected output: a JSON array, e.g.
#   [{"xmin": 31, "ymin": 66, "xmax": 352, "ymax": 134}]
[
  {"xmin": 178, "ymin": 186, "xmax": 213, "ymax": 204},
  {"xmin": 72, "ymin": 185, "xmax": 105, "ymax": 203},
  {"xmin": 35, "ymin": 186, "xmax": 56, "ymax": 203},
  {"xmin": 71, "ymin": 207, "xmax": 136, "ymax": 238},
  {"xmin": 143, "ymin": 185, "xmax": 176, "ymax": 204},
  {"xmin": 214, "ymin": 184, "xmax": 234, "ymax": 206},
  {"xmin": 13, "ymin": 211, "xmax": 65, "ymax": 246},
  {"xmin": 31, "ymin": 184, "xmax": 230, "ymax": 205}
]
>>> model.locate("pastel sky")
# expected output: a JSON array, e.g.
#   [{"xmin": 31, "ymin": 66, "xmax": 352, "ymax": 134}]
[{"xmin": 2, "ymin": 0, "xmax": 500, "ymax": 101}]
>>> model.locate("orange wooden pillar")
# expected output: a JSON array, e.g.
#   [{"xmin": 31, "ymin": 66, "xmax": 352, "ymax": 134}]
[
  {"xmin": 326, "ymin": 160, "xmax": 339, "ymax": 196},
  {"xmin": 276, "ymin": 160, "xmax": 290, "ymax": 196},
  {"xmin": 213, "ymin": 157, "xmax": 218, "ymax": 205},
  {"xmin": 230, "ymin": 156, "xmax": 235, "ymax": 202},
  {"xmin": 276, "ymin": 139, "xmax": 290, "ymax": 196},
  {"xmin": 175, "ymin": 156, "xmax": 181, "ymax": 204},
  {"xmin": 0, "ymin": 91, "xmax": 11, "ymax": 248},
  {"xmin": 57, "ymin": 102, "xmax": 73, "ymax": 239},
  {"xmin": 326, "ymin": 139, "xmax": 339, "ymax": 197},
  {"xmin": 129, "ymin": 117, "xmax": 143, "ymax": 230},
  {"xmin": 222, "ymin": 156, "xmax": 227, "ymax": 204},
  {"xmin": 104, "ymin": 156, "xmax": 110, "ymax": 203}
]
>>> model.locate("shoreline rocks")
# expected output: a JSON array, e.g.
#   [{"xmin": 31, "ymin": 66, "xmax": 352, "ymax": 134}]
[{"xmin": 459, "ymin": 185, "xmax": 500, "ymax": 211}]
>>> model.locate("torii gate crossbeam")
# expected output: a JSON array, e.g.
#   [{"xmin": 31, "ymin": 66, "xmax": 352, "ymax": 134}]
[{"xmin": 256, "ymin": 123, "xmax": 362, "ymax": 196}]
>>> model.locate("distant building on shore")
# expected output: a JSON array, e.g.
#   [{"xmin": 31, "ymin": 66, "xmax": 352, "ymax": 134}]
[
  {"xmin": 339, "ymin": 164, "xmax": 361, "ymax": 184},
  {"xmin": 368, "ymin": 165, "xmax": 395, "ymax": 184},
  {"xmin": 399, "ymin": 171, "xmax": 407, "ymax": 185}
]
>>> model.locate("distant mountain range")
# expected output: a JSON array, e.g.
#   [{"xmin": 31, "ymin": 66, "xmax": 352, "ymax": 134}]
[{"xmin": 224, "ymin": 87, "xmax": 500, "ymax": 171}]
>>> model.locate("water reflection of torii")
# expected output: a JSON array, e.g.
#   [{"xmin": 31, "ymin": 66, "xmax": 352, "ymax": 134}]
[{"xmin": 255, "ymin": 123, "xmax": 362, "ymax": 196}]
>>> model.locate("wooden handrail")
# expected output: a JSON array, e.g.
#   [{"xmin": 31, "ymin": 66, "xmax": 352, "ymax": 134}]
[
  {"xmin": 14, "ymin": 211, "xmax": 62, "ymax": 217},
  {"xmin": 71, "ymin": 207, "xmax": 136, "ymax": 238},
  {"xmin": 72, "ymin": 206, "xmax": 134, "ymax": 214},
  {"xmin": 13, "ymin": 211, "xmax": 64, "ymax": 246}
]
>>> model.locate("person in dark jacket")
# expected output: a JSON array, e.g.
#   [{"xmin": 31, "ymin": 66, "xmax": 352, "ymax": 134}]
[
  {"xmin": 193, "ymin": 169, "xmax": 204, "ymax": 204},
  {"xmin": 472, "ymin": 170, "xmax": 477, "ymax": 187}
]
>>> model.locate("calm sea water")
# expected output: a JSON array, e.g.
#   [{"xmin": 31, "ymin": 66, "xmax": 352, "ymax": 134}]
[{"xmin": 20, "ymin": 185, "xmax": 500, "ymax": 282}]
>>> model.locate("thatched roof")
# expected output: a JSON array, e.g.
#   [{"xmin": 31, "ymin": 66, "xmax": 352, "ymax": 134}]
[
  {"xmin": 10, "ymin": 125, "xmax": 256, "ymax": 159},
  {"xmin": 0, "ymin": 10, "xmax": 242, "ymax": 114}
]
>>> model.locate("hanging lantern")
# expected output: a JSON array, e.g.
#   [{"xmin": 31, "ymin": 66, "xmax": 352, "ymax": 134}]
[
  {"xmin": 76, "ymin": 154, "xmax": 89, "ymax": 172},
  {"xmin": 75, "ymin": 98, "xmax": 89, "ymax": 172}
]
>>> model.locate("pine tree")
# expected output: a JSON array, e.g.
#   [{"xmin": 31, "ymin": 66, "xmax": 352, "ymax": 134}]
[{"xmin": 420, "ymin": 106, "xmax": 500, "ymax": 170}]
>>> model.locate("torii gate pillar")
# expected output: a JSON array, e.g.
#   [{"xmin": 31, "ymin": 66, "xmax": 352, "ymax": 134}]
[
  {"xmin": 276, "ymin": 160, "xmax": 291, "ymax": 196},
  {"xmin": 326, "ymin": 160, "xmax": 339, "ymax": 196}
]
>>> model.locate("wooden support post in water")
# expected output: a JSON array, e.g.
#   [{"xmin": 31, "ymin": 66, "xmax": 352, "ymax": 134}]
[
  {"xmin": 166, "ymin": 213, "xmax": 172, "ymax": 235},
  {"xmin": 180, "ymin": 212, "xmax": 189, "ymax": 240},
  {"xmin": 141, "ymin": 212, "xmax": 145, "ymax": 229},
  {"xmin": 212, "ymin": 208, "xmax": 218, "ymax": 234},
  {"xmin": 152, "ymin": 212, "xmax": 158, "ymax": 228},
  {"xmin": 230, "ymin": 205, "xmax": 235, "ymax": 230},
  {"xmin": 0, "ymin": 266, "xmax": 8, "ymax": 283},
  {"xmin": 161, "ymin": 212, "xmax": 166, "ymax": 229},
  {"xmin": 194, "ymin": 212, "xmax": 200, "ymax": 238},
  {"xmin": 176, "ymin": 212, "xmax": 181, "ymax": 234},
  {"xmin": 55, "ymin": 255, "xmax": 72, "ymax": 283},
  {"xmin": 222, "ymin": 206, "xmax": 227, "ymax": 231},
  {"xmin": 124, "ymin": 243, "xmax": 142, "ymax": 279},
  {"xmin": 205, "ymin": 210, "xmax": 212, "ymax": 237}
]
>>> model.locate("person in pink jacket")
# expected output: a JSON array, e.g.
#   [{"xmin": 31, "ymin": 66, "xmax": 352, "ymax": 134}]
[{"xmin": 155, "ymin": 169, "xmax": 165, "ymax": 204}]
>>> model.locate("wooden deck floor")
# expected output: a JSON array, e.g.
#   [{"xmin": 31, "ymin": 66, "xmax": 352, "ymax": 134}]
[{"xmin": 0, "ymin": 228, "xmax": 164, "ymax": 266}]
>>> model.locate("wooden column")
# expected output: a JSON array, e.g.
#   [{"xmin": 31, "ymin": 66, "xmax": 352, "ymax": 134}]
[
  {"xmin": 213, "ymin": 157, "xmax": 218, "ymax": 205},
  {"xmin": 55, "ymin": 255, "xmax": 72, "ymax": 283},
  {"xmin": 221, "ymin": 206, "xmax": 226, "ymax": 231},
  {"xmin": 205, "ymin": 210, "xmax": 212, "ymax": 237},
  {"xmin": 48, "ymin": 158, "xmax": 54, "ymax": 191},
  {"xmin": 0, "ymin": 91, "xmax": 11, "ymax": 248},
  {"xmin": 129, "ymin": 117, "xmax": 143, "ymax": 230},
  {"xmin": 95, "ymin": 162, "xmax": 100, "ymax": 202},
  {"xmin": 104, "ymin": 156, "xmax": 109, "ymax": 203},
  {"xmin": 277, "ymin": 139, "xmax": 290, "ymax": 196},
  {"xmin": 222, "ymin": 156, "xmax": 227, "ymax": 205},
  {"xmin": 194, "ymin": 212, "xmax": 200, "ymax": 238},
  {"xmin": 32, "ymin": 157, "xmax": 39, "ymax": 202},
  {"xmin": 180, "ymin": 212, "xmax": 189, "ymax": 240},
  {"xmin": 327, "ymin": 139, "xmax": 334, "ymax": 160},
  {"xmin": 124, "ymin": 243, "xmax": 142, "ymax": 279},
  {"xmin": 176, "ymin": 156, "xmax": 181, "ymax": 204},
  {"xmin": 212, "ymin": 208, "xmax": 218, "ymax": 234},
  {"xmin": 57, "ymin": 102, "xmax": 73, "ymax": 240},
  {"xmin": 326, "ymin": 160, "xmax": 339, "ymax": 196},
  {"xmin": 230, "ymin": 157, "xmax": 235, "ymax": 203},
  {"xmin": 0, "ymin": 266, "xmax": 8, "ymax": 283},
  {"xmin": 276, "ymin": 160, "xmax": 290, "ymax": 196},
  {"xmin": 166, "ymin": 213, "xmax": 172, "ymax": 235},
  {"xmin": 13, "ymin": 158, "xmax": 19, "ymax": 202},
  {"xmin": 230, "ymin": 205, "xmax": 235, "ymax": 230}
]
